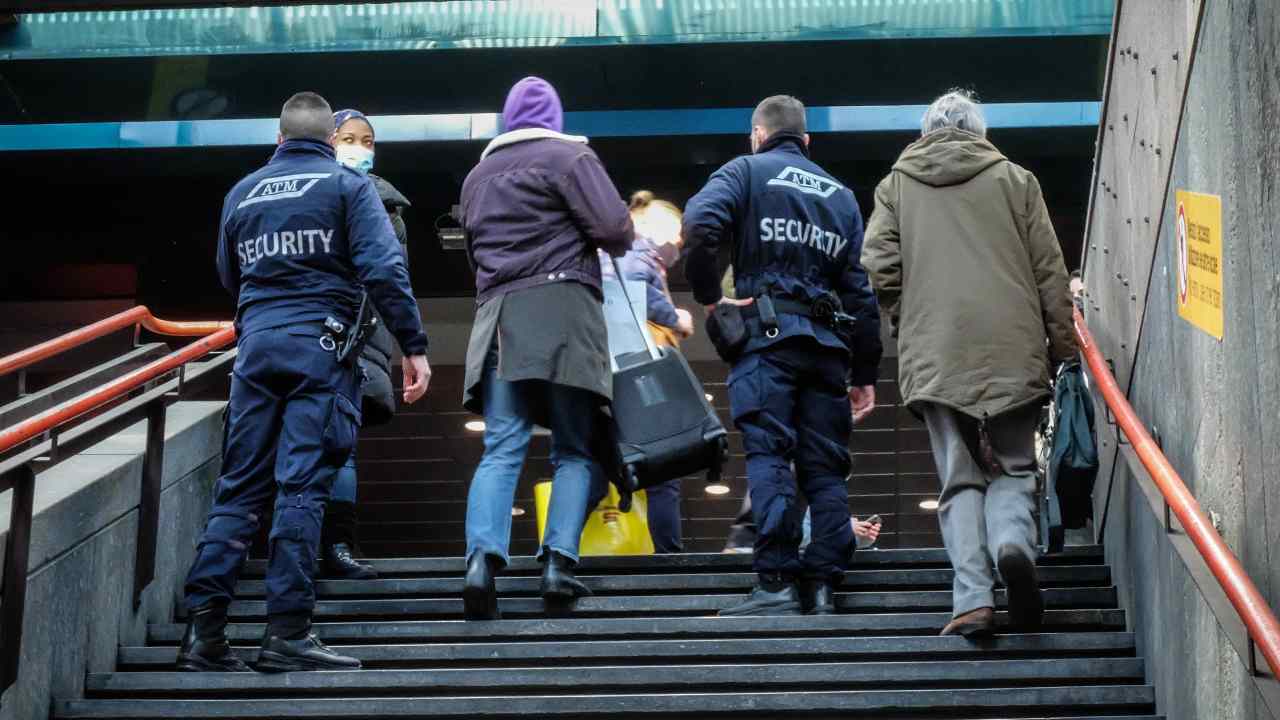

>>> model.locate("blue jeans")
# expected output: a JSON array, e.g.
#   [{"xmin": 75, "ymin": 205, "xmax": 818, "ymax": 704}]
[
  {"xmin": 466, "ymin": 350, "xmax": 599, "ymax": 566},
  {"xmin": 331, "ymin": 451, "xmax": 358, "ymax": 504},
  {"xmin": 645, "ymin": 479, "xmax": 684, "ymax": 553}
]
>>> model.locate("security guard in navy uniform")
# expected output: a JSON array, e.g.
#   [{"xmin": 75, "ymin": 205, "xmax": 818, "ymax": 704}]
[
  {"xmin": 684, "ymin": 95, "xmax": 882, "ymax": 616},
  {"xmin": 178, "ymin": 92, "xmax": 432, "ymax": 673}
]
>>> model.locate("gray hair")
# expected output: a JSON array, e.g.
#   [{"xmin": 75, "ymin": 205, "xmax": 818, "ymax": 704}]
[{"xmin": 921, "ymin": 89, "xmax": 987, "ymax": 137}]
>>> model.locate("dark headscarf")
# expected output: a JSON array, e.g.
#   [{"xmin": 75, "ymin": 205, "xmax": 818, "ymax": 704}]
[{"xmin": 332, "ymin": 108, "xmax": 373, "ymax": 137}]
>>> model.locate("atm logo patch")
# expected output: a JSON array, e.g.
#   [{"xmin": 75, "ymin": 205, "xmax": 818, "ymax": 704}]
[
  {"xmin": 766, "ymin": 166, "xmax": 843, "ymax": 198},
  {"xmin": 238, "ymin": 173, "xmax": 332, "ymax": 209}
]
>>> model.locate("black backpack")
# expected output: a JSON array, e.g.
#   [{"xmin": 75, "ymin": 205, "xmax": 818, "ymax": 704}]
[{"xmin": 1050, "ymin": 361, "xmax": 1100, "ymax": 529}]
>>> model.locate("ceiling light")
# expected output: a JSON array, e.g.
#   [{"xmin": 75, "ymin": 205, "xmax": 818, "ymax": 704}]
[
  {"xmin": 705, "ymin": 482, "xmax": 731, "ymax": 495},
  {"xmin": 464, "ymin": 420, "xmax": 485, "ymax": 432},
  {"xmin": 511, "ymin": 506, "xmax": 526, "ymax": 517},
  {"xmin": 919, "ymin": 499, "xmax": 940, "ymax": 511},
  {"xmin": 705, "ymin": 393, "xmax": 714, "ymax": 402}
]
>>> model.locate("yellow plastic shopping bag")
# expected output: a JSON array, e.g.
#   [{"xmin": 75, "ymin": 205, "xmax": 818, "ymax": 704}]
[{"xmin": 534, "ymin": 481, "xmax": 655, "ymax": 556}]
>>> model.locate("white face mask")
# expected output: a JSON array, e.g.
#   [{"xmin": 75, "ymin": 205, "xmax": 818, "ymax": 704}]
[{"xmin": 335, "ymin": 144, "xmax": 375, "ymax": 174}]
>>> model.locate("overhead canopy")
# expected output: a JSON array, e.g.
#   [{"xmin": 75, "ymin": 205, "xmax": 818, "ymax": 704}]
[{"xmin": 1, "ymin": 0, "xmax": 1113, "ymax": 60}]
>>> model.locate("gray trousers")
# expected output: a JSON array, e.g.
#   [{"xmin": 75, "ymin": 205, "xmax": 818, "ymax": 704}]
[{"xmin": 920, "ymin": 402, "xmax": 1039, "ymax": 618}]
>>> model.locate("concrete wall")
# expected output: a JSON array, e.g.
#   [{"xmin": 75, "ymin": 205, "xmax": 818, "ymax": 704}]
[
  {"xmin": 1084, "ymin": 1, "xmax": 1280, "ymax": 719},
  {"xmin": 0, "ymin": 401, "xmax": 224, "ymax": 720}
]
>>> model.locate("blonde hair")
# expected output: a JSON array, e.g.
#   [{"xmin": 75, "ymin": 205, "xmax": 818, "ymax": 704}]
[
  {"xmin": 629, "ymin": 190, "xmax": 683, "ymax": 248},
  {"xmin": 629, "ymin": 190, "xmax": 681, "ymax": 220}
]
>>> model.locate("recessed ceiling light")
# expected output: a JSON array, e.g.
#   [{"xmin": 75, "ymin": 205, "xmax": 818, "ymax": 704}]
[
  {"xmin": 919, "ymin": 499, "xmax": 940, "ymax": 511},
  {"xmin": 705, "ymin": 482, "xmax": 731, "ymax": 495},
  {"xmin": 464, "ymin": 420, "xmax": 485, "ymax": 432},
  {"xmin": 511, "ymin": 506, "xmax": 526, "ymax": 517}
]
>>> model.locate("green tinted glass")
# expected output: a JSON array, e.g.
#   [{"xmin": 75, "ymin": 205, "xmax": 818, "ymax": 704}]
[{"xmin": 2, "ymin": 0, "xmax": 1113, "ymax": 60}]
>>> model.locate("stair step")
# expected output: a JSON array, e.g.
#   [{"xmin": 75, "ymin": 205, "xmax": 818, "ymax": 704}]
[
  {"xmin": 194, "ymin": 587, "xmax": 1118, "ymax": 621},
  {"xmin": 148, "ymin": 609, "xmax": 1128, "ymax": 645},
  {"xmin": 235, "ymin": 566, "xmax": 1112, "ymax": 598},
  {"xmin": 121, "ymin": 632, "xmax": 1137, "ymax": 669},
  {"xmin": 239, "ymin": 547, "xmax": 1106, "ymax": 577},
  {"xmin": 88, "ymin": 657, "xmax": 1145, "ymax": 697},
  {"xmin": 55, "ymin": 685, "xmax": 1157, "ymax": 718}
]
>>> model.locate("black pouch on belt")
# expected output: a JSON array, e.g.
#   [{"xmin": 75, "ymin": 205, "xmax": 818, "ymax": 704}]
[{"xmin": 706, "ymin": 303, "xmax": 748, "ymax": 363}]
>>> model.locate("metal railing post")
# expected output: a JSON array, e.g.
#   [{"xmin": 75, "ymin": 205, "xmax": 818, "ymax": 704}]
[
  {"xmin": 133, "ymin": 401, "xmax": 166, "ymax": 609},
  {"xmin": 1, "ymin": 464, "xmax": 36, "ymax": 692}
]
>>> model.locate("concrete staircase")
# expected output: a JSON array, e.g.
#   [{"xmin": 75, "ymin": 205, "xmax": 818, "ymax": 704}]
[{"xmin": 55, "ymin": 547, "xmax": 1159, "ymax": 719}]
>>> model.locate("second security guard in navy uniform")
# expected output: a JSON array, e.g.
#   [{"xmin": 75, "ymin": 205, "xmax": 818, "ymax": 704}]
[
  {"xmin": 684, "ymin": 95, "xmax": 882, "ymax": 616},
  {"xmin": 178, "ymin": 92, "xmax": 432, "ymax": 673}
]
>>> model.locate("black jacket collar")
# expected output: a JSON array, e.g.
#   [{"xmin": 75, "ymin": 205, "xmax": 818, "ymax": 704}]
[
  {"xmin": 271, "ymin": 138, "xmax": 335, "ymax": 163},
  {"xmin": 757, "ymin": 132, "xmax": 809, "ymax": 158}
]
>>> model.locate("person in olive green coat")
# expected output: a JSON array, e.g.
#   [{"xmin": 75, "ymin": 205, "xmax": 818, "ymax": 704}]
[{"xmin": 862, "ymin": 90, "xmax": 1076, "ymax": 639}]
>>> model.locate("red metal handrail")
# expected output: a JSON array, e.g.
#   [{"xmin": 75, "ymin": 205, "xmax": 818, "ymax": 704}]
[
  {"xmin": 0, "ymin": 306, "xmax": 233, "ymax": 377},
  {"xmin": 1074, "ymin": 306, "xmax": 1280, "ymax": 680},
  {"xmin": 0, "ymin": 326, "xmax": 237, "ymax": 455}
]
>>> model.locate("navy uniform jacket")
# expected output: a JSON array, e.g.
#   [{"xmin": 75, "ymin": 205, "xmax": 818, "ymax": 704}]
[
  {"xmin": 683, "ymin": 134, "xmax": 882, "ymax": 386},
  {"xmin": 215, "ymin": 139, "xmax": 428, "ymax": 356}
]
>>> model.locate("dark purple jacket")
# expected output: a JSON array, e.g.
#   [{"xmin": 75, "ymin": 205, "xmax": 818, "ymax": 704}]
[{"xmin": 461, "ymin": 130, "xmax": 634, "ymax": 304}]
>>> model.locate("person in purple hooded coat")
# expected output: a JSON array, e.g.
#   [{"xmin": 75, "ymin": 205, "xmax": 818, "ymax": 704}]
[{"xmin": 458, "ymin": 77, "xmax": 634, "ymax": 619}]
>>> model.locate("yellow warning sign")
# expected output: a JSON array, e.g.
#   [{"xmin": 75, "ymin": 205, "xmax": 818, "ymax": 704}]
[{"xmin": 1174, "ymin": 190, "xmax": 1224, "ymax": 340}]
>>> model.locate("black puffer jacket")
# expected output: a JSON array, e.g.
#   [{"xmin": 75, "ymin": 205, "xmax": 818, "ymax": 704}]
[{"xmin": 360, "ymin": 174, "xmax": 413, "ymax": 426}]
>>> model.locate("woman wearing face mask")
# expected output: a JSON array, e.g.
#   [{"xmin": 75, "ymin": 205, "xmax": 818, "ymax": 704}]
[
  {"xmin": 321, "ymin": 109, "xmax": 413, "ymax": 580},
  {"xmin": 614, "ymin": 191, "xmax": 693, "ymax": 552}
]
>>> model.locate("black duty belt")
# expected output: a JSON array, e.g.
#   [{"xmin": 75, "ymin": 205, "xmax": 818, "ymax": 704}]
[
  {"xmin": 743, "ymin": 294, "xmax": 856, "ymax": 339},
  {"xmin": 742, "ymin": 298, "xmax": 816, "ymax": 319},
  {"xmin": 293, "ymin": 294, "xmax": 377, "ymax": 367}
]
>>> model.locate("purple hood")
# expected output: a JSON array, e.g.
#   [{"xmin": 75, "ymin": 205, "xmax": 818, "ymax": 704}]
[{"xmin": 502, "ymin": 76, "xmax": 564, "ymax": 133}]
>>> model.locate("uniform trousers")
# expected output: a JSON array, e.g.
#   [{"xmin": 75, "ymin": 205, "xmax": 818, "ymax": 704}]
[
  {"xmin": 727, "ymin": 338, "xmax": 854, "ymax": 581},
  {"xmin": 185, "ymin": 326, "xmax": 360, "ymax": 617}
]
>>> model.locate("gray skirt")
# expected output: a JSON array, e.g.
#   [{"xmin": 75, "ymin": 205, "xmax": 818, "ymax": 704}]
[{"xmin": 461, "ymin": 281, "xmax": 612, "ymax": 418}]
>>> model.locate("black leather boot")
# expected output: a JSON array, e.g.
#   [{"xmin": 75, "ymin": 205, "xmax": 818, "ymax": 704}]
[
  {"xmin": 321, "ymin": 501, "xmax": 377, "ymax": 579},
  {"xmin": 998, "ymin": 544, "xmax": 1044, "ymax": 629},
  {"xmin": 801, "ymin": 579, "xmax": 836, "ymax": 615},
  {"xmin": 322, "ymin": 542, "xmax": 377, "ymax": 580},
  {"xmin": 256, "ymin": 614, "xmax": 361, "ymax": 672},
  {"xmin": 718, "ymin": 577, "xmax": 802, "ymax": 617},
  {"xmin": 463, "ymin": 553, "xmax": 503, "ymax": 621},
  {"xmin": 540, "ymin": 550, "xmax": 592, "ymax": 601},
  {"xmin": 176, "ymin": 602, "xmax": 252, "ymax": 672}
]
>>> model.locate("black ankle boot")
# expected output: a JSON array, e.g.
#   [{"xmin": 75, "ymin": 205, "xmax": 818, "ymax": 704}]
[
  {"xmin": 256, "ymin": 613, "xmax": 361, "ymax": 672},
  {"xmin": 801, "ymin": 579, "xmax": 836, "ymax": 615},
  {"xmin": 176, "ymin": 602, "xmax": 252, "ymax": 672},
  {"xmin": 463, "ymin": 553, "xmax": 502, "ymax": 621},
  {"xmin": 322, "ymin": 542, "xmax": 377, "ymax": 580},
  {"xmin": 321, "ymin": 502, "xmax": 376, "ymax": 579},
  {"xmin": 540, "ymin": 550, "xmax": 592, "ymax": 601},
  {"xmin": 997, "ymin": 544, "xmax": 1044, "ymax": 629}
]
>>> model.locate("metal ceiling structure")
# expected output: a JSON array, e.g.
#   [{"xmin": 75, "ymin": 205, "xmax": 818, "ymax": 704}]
[{"xmin": 1, "ymin": 0, "xmax": 1113, "ymax": 60}]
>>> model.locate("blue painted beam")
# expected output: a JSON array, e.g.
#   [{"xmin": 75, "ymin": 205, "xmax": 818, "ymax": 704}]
[{"xmin": 0, "ymin": 102, "xmax": 1100, "ymax": 152}]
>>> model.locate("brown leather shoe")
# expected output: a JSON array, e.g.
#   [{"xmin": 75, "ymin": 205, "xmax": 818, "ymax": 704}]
[{"xmin": 940, "ymin": 607, "xmax": 995, "ymax": 638}]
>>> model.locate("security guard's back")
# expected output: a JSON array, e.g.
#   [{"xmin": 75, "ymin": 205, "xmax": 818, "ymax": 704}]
[
  {"xmin": 216, "ymin": 117, "xmax": 425, "ymax": 348},
  {"xmin": 180, "ymin": 92, "xmax": 431, "ymax": 675},
  {"xmin": 684, "ymin": 95, "xmax": 882, "ymax": 617}
]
